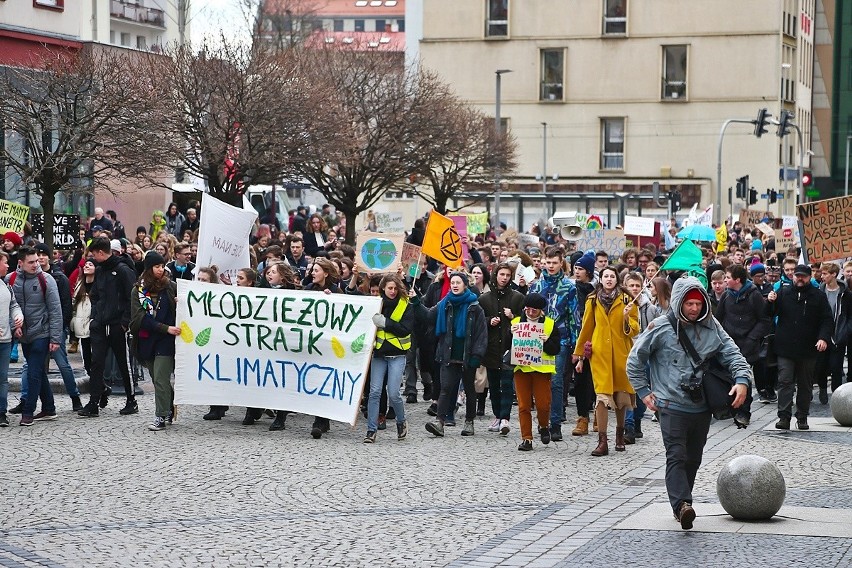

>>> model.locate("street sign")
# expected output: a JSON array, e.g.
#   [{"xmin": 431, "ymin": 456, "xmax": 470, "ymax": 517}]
[
  {"xmin": 806, "ymin": 189, "xmax": 820, "ymax": 198},
  {"xmin": 760, "ymin": 193, "xmax": 768, "ymax": 199},
  {"xmin": 778, "ymin": 167, "xmax": 798, "ymax": 181}
]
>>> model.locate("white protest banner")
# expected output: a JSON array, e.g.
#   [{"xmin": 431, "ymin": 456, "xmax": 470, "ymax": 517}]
[
  {"xmin": 513, "ymin": 263, "xmax": 537, "ymax": 287},
  {"xmin": 517, "ymin": 233, "xmax": 540, "ymax": 250},
  {"xmin": 195, "ymin": 196, "xmax": 257, "ymax": 282},
  {"xmin": 355, "ymin": 230, "xmax": 405, "ymax": 273},
  {"xmin": 623, "ymin": 215, "xmax": 655, "ymax": 237},
  {"xmin": 374, "ymin": 211, "xmax": 405, "ymax": 233},
  {"xmin": 510, "ymin": 321, "xmax": 544, "ymax": 366},
  {"xmin": 575, "ymin": 229, "xmax": 626, "ymax": 257},
  {"xmin": 174, "ymin": 280, "xmax": 381, "ymax": 425},
  {"xmin": 694, "ymin": 205, "xmax": 713, "ymax": 226}
]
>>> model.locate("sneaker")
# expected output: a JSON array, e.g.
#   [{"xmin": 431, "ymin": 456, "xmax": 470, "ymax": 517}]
[
  {"xmin": 396, "ymin": 420, "xmax": 408, "ymax": 440},
  {"xmin": 765, "ymin": 390, "xmax": 778, "ymax": 403},
  {"xmin": 550, "ymin": 423, "xmax": 563, "ymax": 442},
  {"xmin": 425, "ymin": 421, "xmax": 444, "ymax": 437},
  {"xmin": 406, "ymin": 394, "xmax": 417, "ymax": 404},
  {"xmin": 377, "ymin": 415, "xmax": 387, "ymax": 430},
  {"xmin": 363, "ymin": 430, "xmax": 377, "ymax": 443},
  {"xmin": 310, "ymin": 425, "xmax": 323, "ymax": 439},
  {"xmin": 8, "ymin": 400, "xmax": 24, "ymax": 414},
  {"xmin": 518, "ymin": 439, "xmax": 533, "ymax": 451},
  {"xmin": 269, "ymin": 412, "xmax": 287, "ymax": 431},
  {"xmin": 77, "ymin": 403, "xmax": 99, "ymax": 418},
  {"xmin": 819, "ymin": 388, "xmax": 828, "ymax": 405},
  {"xmin": 461, "ymin": 420, "xmax": 474, "ymax": 436},
  {"xmin": 488, "ymin": 418, "xmax": 501, "ymax": 432},
  {"xmin": 499, "ymin": 419, "xmax": 510, "ymax": 436},
  {"xmin": 148, "ymin": 416, "xmax": 167, "ymax": 431},
  {"xmin": 676, "ymin": 502, "xmax": 696, "ymax": 530},
  {"xmin": 539, "ymin": 426, "xmax": 551, "ymax": 445},
  {"xmin": 426, "ymin": 403, "xmax": 438, "ymax": 417},
  {"xmin": 203, "ymin": 406, "xmax": 224, "ymax": 420},
  {"xmin": 71, "ymin": 396, "xmax": 83, "ymax": 412},
  {"xmin": 775, "ymin": 417, "xmax": 791, "ymax": 430},
  {"xmin": 624, "ymin": 425, "xmax": 636, "ymax": 444},
  {"xmin": 264, "ymin": 409, "xmax": 276, "ymax": 419},
  {"xmin": 797, "ymin": 418, "xmax": 809, "ymax": 430},
  {"xmin": 33, "ymin": 411, "xmax": 57, "ymax": 422},
  {"xmin": 67, "ymin": 341, "xmax": 78, "ymax": 354},
  {"xmin": 19, "ymin": 415, "xmax": 33, "ymax": 427},
  {"xmin": 0, "ymin": 413, "xmax": 7, "ymax": 427},
  {"xmin": 119, "ymin": 400, "xmax": 138, "ymax": 415},
  {"xmin": 99, "ymin": 386, "xmax": 112, "ymax": 409}
]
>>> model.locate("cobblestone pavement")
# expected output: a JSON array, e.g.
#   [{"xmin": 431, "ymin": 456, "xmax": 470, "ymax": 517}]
[{"xmin": 1, "ymin": 356, "xmax": 851, "ymax": 567}]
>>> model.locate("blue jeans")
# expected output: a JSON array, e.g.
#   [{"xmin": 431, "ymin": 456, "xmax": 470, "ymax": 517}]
[
  {"xmin": 21, "ymin": 337, "xmax": 54, "ymax": 417},
  {"xmin": 625, "ymin": 397, "xmax": 647, "ymax": 429},
  {"xmin": 0, "ymin": 341, "xmax": 11, "ymax": 414},
  {"xmin": 367, "ymin": 355, "xmax": 406, "ymax": 432},
  {"xmin": 20, "ymin": 329, "xmax": 79, "ymax": 400},
  {"xmin": 551, "ymin": 345, "xmax": 570, "ymax": 426}
]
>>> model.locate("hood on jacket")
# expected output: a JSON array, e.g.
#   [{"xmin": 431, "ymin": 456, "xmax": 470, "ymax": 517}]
[{"xmin": 671, "ymin": 276, "xmax": 712, "ymax": 325}]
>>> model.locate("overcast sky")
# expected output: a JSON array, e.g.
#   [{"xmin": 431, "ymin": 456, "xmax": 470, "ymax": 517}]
[{"xmin": 190, "ymin": 0, "xmax": 252, "ymax": 46}]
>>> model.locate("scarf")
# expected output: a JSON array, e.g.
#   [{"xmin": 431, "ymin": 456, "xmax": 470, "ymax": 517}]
[
  {"xmin": 435, "ymin": 288, "xmax": 478, "ymax": 338},
  {"xmin": 440, "ymin": 266, "xmax": 452, "ymax": 300},
  {"xmin": 137, "ymin": 285, "xmax": 157, "ymax": 316},
  {"xmin": 597, "ymin": 286, "xmax": 619, "ymax": 313}
]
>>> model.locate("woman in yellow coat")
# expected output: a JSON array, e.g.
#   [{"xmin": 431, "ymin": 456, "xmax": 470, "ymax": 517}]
[{"xmin": 573, "ymin": 266, "xmax": 640, "ymax": 456}]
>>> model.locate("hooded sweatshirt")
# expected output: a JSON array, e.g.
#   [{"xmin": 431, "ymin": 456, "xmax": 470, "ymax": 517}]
[{"xmin": 627, "ymin": 276, "xmax": 752, "ymax": 413}]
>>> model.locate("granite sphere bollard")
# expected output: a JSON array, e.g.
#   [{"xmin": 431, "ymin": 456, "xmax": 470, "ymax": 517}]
[
  {"xmin": 830, "ymin": 382, "xmax": 852, "ymax": 426},
  {"xmin": 716, "ymin": 455, "xmax": 785, "ymax": 520}
]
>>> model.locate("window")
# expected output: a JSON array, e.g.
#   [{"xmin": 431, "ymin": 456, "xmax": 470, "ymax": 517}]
[
  {"xmin": 354, "ymin": 19, "xmax": 365, "ymax": 32},
  {"xmin": 385, "ymin": 190, "xmax": 414, "ymax": 200},
  {"xmin": 34, "ymin": 0, "xmax": 63, "ymax": 9},
  {"xmin": 333, "ymin": 19, "xmax": 344, "ymax": 32},
  {"xmin": 603, "ymin": 0, "xmax": 626, "ymax": 34},
  {"xmin": 136, "ymin": 36, "xmax": 147, "ymax": 50},
  {"xmin": 540, "ymin": 49, "xmax": 564, "ymax": 101},
  {"xmin": 120, "ymin": 32, "xmax": 131, "ymax": 46},
  {"xmin": 396, "ymin": 19, "xmax": 405, "ymax": 32},
  {"xmin": 662, "ymin": 45, "xmax": 687, "ymax": 100},
  {"xmin": 486, "ymin": 0, "xmax": 508, "ymax": 37},
  {"xmin": 600, "ymin": 118, "xmax": 625, "ymax": 171},
  {"xmin": 110, "ymin": 30, "xmax": 116, "ymax": 44},
  {"xmin": 375, "ymin": 19, "xmax": 386, "ymax": 32}
]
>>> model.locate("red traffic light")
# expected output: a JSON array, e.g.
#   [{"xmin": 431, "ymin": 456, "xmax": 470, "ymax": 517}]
[{"xmin": 801, "ymin": 171, "xmax": 813, "ymax": 187}]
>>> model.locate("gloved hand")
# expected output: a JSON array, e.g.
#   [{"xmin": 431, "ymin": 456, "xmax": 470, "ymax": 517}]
[
  {"xmin": 372, "ymin": 314, "xmax": 387, "ymax": 329},
  {"xmin": 468, "ymin": 356, "xmax": 481, "ymax": 368}
]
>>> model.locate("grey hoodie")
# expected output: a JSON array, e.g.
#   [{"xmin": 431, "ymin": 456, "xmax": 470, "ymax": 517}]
[
  {"xmin": 0, "ymin": 280, "xmax": 22, "ymax": 343},
  {"xmin": 7, "ymin": 266, "xmax": 63, "ymax": 345},
  {"xmin": 627, "ymin": 276, "xmax": 751, "ymax": 414}
]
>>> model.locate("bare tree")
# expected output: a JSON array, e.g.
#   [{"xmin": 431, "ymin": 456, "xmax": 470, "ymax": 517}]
[
  {"xmin": 249, "ymin": 0, "xmax": 325, "ymax": 50},
  {"xmin": 0, "ymin": 46, "xmax": 164, "ymax": 245},
  {"xmin": 413, "ymin": 98, "xmax": 518, "ymax": 215},
  {"xmin": 140, "ymin": 37, "xmax": 343, "ymax": 206},
  {"xmin": 293, "ymin": 47, "xmax": 456, "ymax": 243}
]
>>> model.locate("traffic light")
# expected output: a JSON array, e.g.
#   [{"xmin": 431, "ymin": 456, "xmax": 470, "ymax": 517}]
[
  {"xmin": 669, "ymin": 190, "xmax": 682, "ymax": 212},
  {"xmin": 769, "ymin": 189, "xmax": 778, "ymax": 204},
  {"xmin": 777, "ymin": 110, "xmax": 793, "ymax": 137},
  {"xmin": 749, "ymin": 189, "xmax": 758, "ymax": 206},
  {"xmin": 754, "ymin": 108, "xmax": 771, "ymax": 138},
  {"xmin": 736, "ymin": 175, "xmax": 749, "ymax": 199},
  {"xmin": 801, "ymin": 170, "xmax": 813, "ymax": 187}
]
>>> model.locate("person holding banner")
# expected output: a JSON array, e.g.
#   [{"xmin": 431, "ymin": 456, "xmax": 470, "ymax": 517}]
[
  {"xmin": 364, "ymin": 274, "xmax": 413, "ymax": 443},
  {"xmin": 573, "ymin": 266, "xmax": 640, "ymax": 456},
  {"xmin": 511, "ymin": 293, "xmax": 561, "ymax": 451},
  {"xmin": 421, "ymin": 272, "xmax": 487, "ymax": 438},
  {"xmin": 129, "ymin": 252, "xmax": 180, "ymax": 431}
]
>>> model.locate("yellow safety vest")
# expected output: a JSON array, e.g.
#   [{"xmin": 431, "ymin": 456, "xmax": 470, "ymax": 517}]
[
  {"xmin": 510, "ymin": 316, "xmax": 556, "ymax": 374},
  {"xmin": 374, "ymin": 297, "xmax": 412, "ymax": 351}
]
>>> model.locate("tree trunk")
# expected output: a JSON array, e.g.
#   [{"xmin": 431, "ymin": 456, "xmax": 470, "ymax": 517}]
[
  {"xmin": 434, "ymin": 194, "xmax": 449, "ymax": 216},
  {"xmin": 342, "ymin": 206, "xmax": 357, "ymax": 245},
  {"xmin": 39, "ymin": 189, "xmax": 57, "ymax": 251}
]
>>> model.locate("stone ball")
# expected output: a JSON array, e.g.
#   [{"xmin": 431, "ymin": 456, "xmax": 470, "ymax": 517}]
[
  {"xmin": 716, "ymin": 455, "xmax": 785, "ymax": 520},
  {"xmin": 830, "ymin": 382, "xmax": 852, "ymax": 426}
]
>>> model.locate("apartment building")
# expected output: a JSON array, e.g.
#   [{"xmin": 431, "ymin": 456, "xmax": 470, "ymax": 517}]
[{"xmin": 412, "ymin": 0, "xmax": 816, "ymax": 230}]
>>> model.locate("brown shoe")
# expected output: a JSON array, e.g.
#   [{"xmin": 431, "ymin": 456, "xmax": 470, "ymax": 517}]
[
  {"xmin": 572, "ymin": 416, "xmax": 589, "ymax": 436},
  {"xmin": 676, "ymin": 502, "xmax": 696, "ymax": 530},
  {"xmin": 615, "ymin": 427, "xmax": 626, "ymax": 451},
  {"xmin": 591, "ymin": 432, "xmax": 608, "ymax": 456}
]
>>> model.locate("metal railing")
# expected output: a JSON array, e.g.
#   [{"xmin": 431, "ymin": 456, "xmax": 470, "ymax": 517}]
[{"xmin": 110, "ymin": 0, "xmax": 166, "ymax": 27}]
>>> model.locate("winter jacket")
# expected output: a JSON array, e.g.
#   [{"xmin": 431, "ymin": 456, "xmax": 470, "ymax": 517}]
[
  {"xmin": 303, "ymin": 231, "xmax": 328, "ymax": 257},
  {"xmin": 166, "ymin": 260, "xmax": 196, "ymax": 281},
  {"xmin": 419, "ymin": 296, "xmax": 487, "ymax": 368},
  {"xmin": 819, "ymin": 281, "xmax": 852, "ymax": 345},
  {"xmin": 7, "ymin": 267, "xmax": 62, "ymax": 345},
  {"xmin": 770, "ymin": 282, "xmax": 833, "ymax": 359},
  {"xmin": 70, "ymin": 279, "xmax": 92, "ymax": 339},
  {"xmin": 574, "ymin": 291, "xmax": 640, "ymax": 397},
  {"xmin": 48, "ymin": 261, "xmax": 72, "ymax": 328},
  {"xmin": 627, "ymin": 276, "xmax": 752, "ymax": 414},
  {"xmin": 715, "ymin": 281, "xmax": 771, "ymax": 365},
  {"xmin": 164, "ymin": 212, "xmax": 185, "ymax": 239},
  {"xmin": 529, "ymin": 270, "xmax": 579, "ymax": 347},
  {"xmin": 479, "ymin": 285, "xmax": 525, "ymax": 369},
  {"xmin": 373, "ymin": 295, "xmax": 414, "ymax": 357},
  {"xmin": 91, "ymin": 253, "xmax": 136, "ymax": 330},
  {"xmin": 130, "ymin": 280, "xmax": 177, "ymax": 360},
  {"xmin": 635, "ymin": 290, "xmax": 661, "ymax": 331},
  {"xmin": 0, "ymin": 281, "xmax": 22, "ymax": 343}
]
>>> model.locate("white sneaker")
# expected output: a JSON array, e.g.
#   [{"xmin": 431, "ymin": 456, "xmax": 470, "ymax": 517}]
[
  {"xmin": 499, "ymin": 419, "xmax": 510, "ymax": 435},
  {"xmin": 488, "ymin": 418, "xmax": 501, "ymax": 432}
]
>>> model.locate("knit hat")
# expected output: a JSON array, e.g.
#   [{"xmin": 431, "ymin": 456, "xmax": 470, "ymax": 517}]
[
  {"xmin": 449, "ymin": 271, "xmax": 469, "ymax": 288},
  {"xmin": 684, "ymin": 288, "xmax": 705, "ymax": 304},
  {"xmin": 749, "ymin": 263, "xmax": 766, "ymax": 276},
  {"xmin": 110, "ymin": 239, "xmax": 122, "ymax": 252},
  {"xmin": 569, "ymin": 251, "xmax": 583, "ymax": 269},
  {"xmin": 751, "ymin": 239, "xmax": 763, "ymax": 251},
  {"xmin": 144, "ymin": 251, "xmax": 165, "ymax": 271},
  {"xmin": 524, "ymin": 293, "xmax": 547, "ymax": 311},
  {"xmin": 3, "ymin": 232, "xmax": 22, "ymax": 247},
  {"xmin": 575, "ymin": 251, "xmax": 596, "ymax": 275}
]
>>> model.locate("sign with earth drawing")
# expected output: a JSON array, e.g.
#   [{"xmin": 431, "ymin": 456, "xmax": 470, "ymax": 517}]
[{"xmin": 354, "ymin": 231, "xmax": 405, "ymax": 274}]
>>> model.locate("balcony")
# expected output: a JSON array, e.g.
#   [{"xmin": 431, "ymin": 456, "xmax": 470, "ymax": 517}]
[{"xmin": 110, "ymin": 0, "xmax": 166, "ymax": 28}]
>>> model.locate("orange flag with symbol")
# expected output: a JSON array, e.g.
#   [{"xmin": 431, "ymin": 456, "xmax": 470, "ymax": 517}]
[{"xmin": 422, "ymin": 210, "xmax": 463, "ymax": 268}]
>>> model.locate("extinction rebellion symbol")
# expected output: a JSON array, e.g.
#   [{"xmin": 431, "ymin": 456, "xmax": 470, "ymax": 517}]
[{"xmin": 440, "ymin": 227, "xmax": 461, "ymax": 262}]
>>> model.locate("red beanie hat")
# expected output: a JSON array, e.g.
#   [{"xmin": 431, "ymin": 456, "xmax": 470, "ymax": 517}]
[
  {"xmin": 684, "ymin": 288, "xmax": 705, "ymax": 304},
  {"xmin": 3, "ymin": 232, "xmax": 22, "ymax": 247}
]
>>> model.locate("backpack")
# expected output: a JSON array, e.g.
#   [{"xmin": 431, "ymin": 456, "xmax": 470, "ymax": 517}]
[{"xmin": 8, "ymin": 271, "xmax": 47, "ymax": 298}]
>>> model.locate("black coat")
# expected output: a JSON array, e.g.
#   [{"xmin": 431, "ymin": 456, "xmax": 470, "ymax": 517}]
[
  {"xmin": 91, "ymin": 254, "xmax": 136, "ymax": 329},
  {"xmin": 820, "ymin": 281, "xmax": 852, "ymax": 345},
  {"xmin": 770, "ymin": 283, "xmax": 833, "ymax": 359},
  {"xmin": 479, "ymin": 286, "xmax": 525, "ymax": 369},
  {"xmin": 716, "ymin": 283, "xmax": 771, "ymax": 365}
]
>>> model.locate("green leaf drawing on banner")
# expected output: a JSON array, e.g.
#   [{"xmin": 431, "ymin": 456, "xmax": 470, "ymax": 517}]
[
  {"xmin": 195, "ymin": 327, "xmax": 212, "ymax": 347},
  {"xmin": 351, "ymin": 333, "xmax": 366, "ymax": 353}
]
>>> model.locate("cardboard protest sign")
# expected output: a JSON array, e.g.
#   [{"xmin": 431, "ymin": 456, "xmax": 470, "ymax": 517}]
[
  {"xmin": 422, "ymin": 210, "xmax": 463, "ymax": 268},
  {"xmin": 401, "ymin": 242, "xmax": 421, "ymax": 279},
  {"xmin": 374, "ymin": 211, "xmax": 405, "ymax": 233},
  {"xmin": 195, "ymin": 196, "xmax": 257, "ymax": 282},
  {"xmin": 738, "ymin": 209, "xmax": 772, "ymax": 227},
  {"xmin": 797, "ymin": 196, "xmax": 852, "ymax": 262},
  {"xmin": 31, "ymin": 214, "xmax": 79, "ymax": 249},
  {"xmin": 465, "ymin": 212, "xmax": 488, "ymax": 235},
  {"xmin": 775, "ymin": 227, "xmax": 796, "ymax": 252},
  {"xmin": 174, "ymin": 281, "xmax": 381, "ymax": 425},
  {"xmin": 755, "ymin": 222, "xmax": 774, "ymax": 237},
  {"xmin": 575, "ymin": 230, "xmax": 626, "ymax": 257},
  {"xmin": 0, "ymin": 200, "xmax": 29, "ymax": 234},
  {"xmin": 517, "ymin": 233, "xmax": 540, "ymax": 250},
  {"xmin": 782, "ymin": 215, "xmax": 801, "ymax": 246},
  {"xmin": 448, "ymin": 215, "xmax": 470, "ymax": 261},
  {"xmin": 510, "ymin": 321, "xmax": 544, "ymax": 366},
  {"xmin": 623, "ymin": 216, "xmax": 655, "ymax": 237},
  {"xmin": 355, "ymin": 231, "xmax": 404, "ymax": 274},
  {"xmin": 513, "ymin": 263, "xmax": 536, "ymax": 287}
]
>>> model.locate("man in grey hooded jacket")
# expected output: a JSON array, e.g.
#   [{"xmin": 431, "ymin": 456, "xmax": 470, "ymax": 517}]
[{"xmin": 627, "ymin": 276, "xmax": 751, "ymax": 530}]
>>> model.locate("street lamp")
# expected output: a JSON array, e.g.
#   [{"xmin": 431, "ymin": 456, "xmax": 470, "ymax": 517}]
[
  {"xmin": 494, "ymin": 69, "xmax": 512, "ymax": 234},
  {"xmin": 780, "ymin": 62, "xmax": 791, "ymax": 214}
]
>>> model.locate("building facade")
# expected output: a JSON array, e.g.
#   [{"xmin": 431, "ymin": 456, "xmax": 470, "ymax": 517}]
[{"xmin": 414, "ymin": 0, "xmax": 816, "ymax": 230}]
